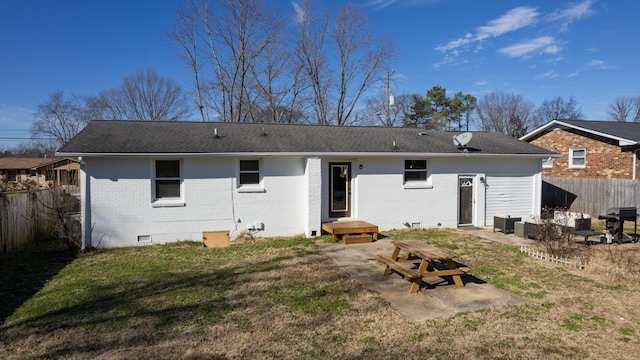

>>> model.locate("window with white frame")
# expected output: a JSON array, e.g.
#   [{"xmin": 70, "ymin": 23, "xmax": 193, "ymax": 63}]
[
  {"xmin": 239, "ymin": 159, "xmax": 260, "ymax": 186},
  {"xmin": 154, "ymin": 160, "xmax": 181, "ymax": 199},
  {"xmin": 404, "ymin": 160, "xmax": 428, "ymax": 183},
  {"xmin": 569, "ymin": 147, "xmax": 586, "ymax": 168}
]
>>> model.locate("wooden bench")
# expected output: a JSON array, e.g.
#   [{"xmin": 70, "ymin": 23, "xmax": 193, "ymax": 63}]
[
  {"xmin": 375, "ymin": 255, "xmax": 421, "ymax": 279},
  {"xmin": 375, "ymin": 255, "xmax": 423, "ymax": 292}
]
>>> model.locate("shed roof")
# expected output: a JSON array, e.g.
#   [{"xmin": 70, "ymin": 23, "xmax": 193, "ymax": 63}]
[{"xmin": 57, "ymin": 120, "xmax": 554, "ymax": 157}]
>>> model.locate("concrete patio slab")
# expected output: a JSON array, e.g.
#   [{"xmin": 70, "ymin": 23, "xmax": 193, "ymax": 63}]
[{"xmin": 317, "ymin": 229, "xmax": 535, "ymax": 322}]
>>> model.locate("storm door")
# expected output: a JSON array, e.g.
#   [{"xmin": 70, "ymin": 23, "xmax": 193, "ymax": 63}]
[
  {"xmin": 329, "ymin": 163, "xmax": 351, "ymax": 218},
  {"xmin": 458, "ymin": 176, "xmax": 474, "ymax": 226}
]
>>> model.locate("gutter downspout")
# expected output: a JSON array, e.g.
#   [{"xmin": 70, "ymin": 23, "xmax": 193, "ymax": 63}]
[
  {"xmin": 78, "ymin": 157, "xmax": 88, "ymax": 251},
  {"xmin": 634, "ymin": 149, "xmax": 639, "ymax": 180}
]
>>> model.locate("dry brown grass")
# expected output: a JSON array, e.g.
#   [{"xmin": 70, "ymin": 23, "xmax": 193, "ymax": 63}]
[{"xmin": 2, "ymin": 230, "xmax": 640, "ymax": 359}]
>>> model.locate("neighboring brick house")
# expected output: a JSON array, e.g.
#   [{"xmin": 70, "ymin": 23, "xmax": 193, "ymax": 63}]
[
  {"xmin": 520, "ymin": 119, "xmax": 640, "ymax": 179},
  {"xmin": 0, "ymin": 157, "xmax": 79, "ymax": 188}
]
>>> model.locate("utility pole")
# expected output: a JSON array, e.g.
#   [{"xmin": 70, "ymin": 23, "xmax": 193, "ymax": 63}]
[{"xmin": 384, "ymin": 70, "xmax": 395, "ymax": 127}]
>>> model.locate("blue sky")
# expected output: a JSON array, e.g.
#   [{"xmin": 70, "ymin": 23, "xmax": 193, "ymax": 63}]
[{"xmin": 1, "ymin": 0, "xmax": 638, "ymax": 148}]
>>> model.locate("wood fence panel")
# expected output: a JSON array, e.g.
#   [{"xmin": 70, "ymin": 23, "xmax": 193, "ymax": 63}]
[
  {"xmin": 543, "ymin": 177, "xmax": 640, "ymax": 216},
  {"xmin": 0, "ymin": 190, "xmax": 59, "ymax": 253}
]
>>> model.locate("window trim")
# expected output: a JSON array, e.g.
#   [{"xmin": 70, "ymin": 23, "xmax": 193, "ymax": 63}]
[
  {"xmin": 569, "ymin": 147, "xmax": 586, "ymax": 168},
  {"xmin": 403, "ymin": 159, "xmax": 432, "ymax": 189},
  {"xmin": 151, "ymin": 159, "xmax": 185, "ymax": 207},
  {"xmin": 237, "ymin": 158, "xmax": 265, "ymax": 192}
]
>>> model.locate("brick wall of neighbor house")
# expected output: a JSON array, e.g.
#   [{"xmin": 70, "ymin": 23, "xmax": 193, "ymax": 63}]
[{"xmin": 531, "ymin": 129, "xmax": 638, "ymax": 179}]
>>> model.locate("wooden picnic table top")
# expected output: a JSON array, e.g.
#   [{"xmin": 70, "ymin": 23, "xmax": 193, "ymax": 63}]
[{"xmin": 391, "ymin": 240, "xmax": 455, "ymax": 261}]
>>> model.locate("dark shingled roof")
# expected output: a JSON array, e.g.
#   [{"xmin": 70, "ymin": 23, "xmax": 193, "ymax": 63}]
[
  {"xmin": 557, "ymin": 119, "xmax": 640, "ymax": 142},
  {"xmin": 57, "ymin": 120, "xmax": 553, "ymax": 156}
]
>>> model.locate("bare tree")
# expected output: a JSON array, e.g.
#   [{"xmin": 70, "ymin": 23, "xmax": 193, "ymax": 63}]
[
  {"xmin": 476, "ymin": 91, "xmax": 534, "ymax": 137},
  {"xmin": 0, "ymin": 142, "xmax": 55, "ymax": 158},
  {"xmin": 31, "ymin": 91, "xmax": 92, "ymax": 148},
  {"xmin": 607, "ymin": 96, "xmax": 640, "ymax": 122},
  {"xmin": 293, "ymin": 2, "xmax": 399, "ymax": 125},
  {"xmin": 184, "ymin": 0, "xmax": 283, "ymax": 122},
  {"xmin": 533, "ymin": 95, "xmax": 584, "ymax": 127},
  {"xmin": 362, "ymin": 92, "xmax": 410, "ymax": 127},
  {"xmin": 172, "ymin": 0, "xmax": 398, "ymax": 126},
  {"xmin": 294, "ymin": 1, "xmax": 331, "ymax": 125},
  {"xmin": 251, "ymin": 18, "xmax": 306, "ymax": 123},
  {"xmin": 331, "ymin": 3, "xmax": 398, "ymax": 126},
  {"xmin": 98, "ymin": 69, "xmax": 191, "ymax": 121},
  {"xmin": 170, "ymin": 2, "xmax": 207, "ymax": 121}
]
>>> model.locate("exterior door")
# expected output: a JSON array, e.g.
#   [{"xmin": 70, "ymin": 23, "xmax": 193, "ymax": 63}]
[
  {"xmin": 329, "ymin": 163, "xmax": 351, "ymax": 218},
  {"xmin": 458, "ymin": 176, "xmax": 474, "ymax": 226}
]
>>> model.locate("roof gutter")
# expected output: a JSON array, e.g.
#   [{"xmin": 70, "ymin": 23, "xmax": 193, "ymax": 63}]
[{"xmin": 56, "ymin": 151, "xmax": 558, "ymax": 159}]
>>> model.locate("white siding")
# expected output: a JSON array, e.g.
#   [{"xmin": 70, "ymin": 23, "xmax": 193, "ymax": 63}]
[{"xmin": 485, "ymin": 175, "xmax": 535, "ymax": 225}]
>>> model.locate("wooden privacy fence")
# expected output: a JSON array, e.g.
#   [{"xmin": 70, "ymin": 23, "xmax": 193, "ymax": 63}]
[
  {"xmin": 0, "ymin": 189, "xmax": 61, "ymax": 253},
  {"xmin": 543, "ymin": 177, "xmax": 640, "ymax": 216}
]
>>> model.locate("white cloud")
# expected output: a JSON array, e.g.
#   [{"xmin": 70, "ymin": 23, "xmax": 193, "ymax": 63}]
[
  {"xmin": 436, "ymin": 6, "xmax": 539, "ymax": 52},
  {"xmin": 547, "ymin": 0, "xmax": 595, "ymax": 31},
  {"xmin": 475, "ymin": 80, "xmax": 487, "ymax": 86},
  {"xmin": 476, "ymin": 6, "xmax": 540, "ymax": 40},
  {"xmin": 368, "ymin": 0, "xmax": 399, "ymax": 9},
  {"xmin": 498, "ymin": 36, "xmax": 560, "ymax": 58},
  {"xmin": 434, "ymin": 1, "xmax": 595, "ymax": 66},
  {"xmin": 588, "ymin": 59, "xmax": 614, "ymax": 69},
  {"xmin": 291, "ymin": 1, "xmax": 305, "ymax": 25},
  {"xmin": 538, "ymin": 70, "xmax": 559, "ymax": 79},
  {"xmin": 367, "ymin": 0, "xmax": 437, "ymax": 10},
  {"xmin": 567, "ymin": 71, "xmax": 580, "ymax": 77}
]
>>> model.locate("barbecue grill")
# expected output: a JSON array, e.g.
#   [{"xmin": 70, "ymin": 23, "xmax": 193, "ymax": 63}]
[{"xmin": 597, "ymin": 207, "xmax": 638, "ymax": 243}]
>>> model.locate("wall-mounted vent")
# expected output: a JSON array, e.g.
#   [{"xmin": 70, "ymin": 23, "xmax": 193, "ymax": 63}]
[
  {"xmin": 411, "ymin": 222, "xmax": 421, "ymax": 228},
  {"xmin": 138, "ymin": 235, "xmax": 152, "ymax": 243}
]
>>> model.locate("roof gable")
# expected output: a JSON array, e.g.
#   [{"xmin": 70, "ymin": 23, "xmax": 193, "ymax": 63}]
[
  {"xmin": 58, "ymin": 120, "xmax": 553, "ymax": 157},
  {"xmin": 521, "ymin": 119, "xmax": 640, "ymax": 146}
]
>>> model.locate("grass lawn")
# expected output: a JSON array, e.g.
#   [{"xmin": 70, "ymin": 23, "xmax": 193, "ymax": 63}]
[{"xmin": 1, "ymin": 228, "xmax": 640, "ymax": 359}]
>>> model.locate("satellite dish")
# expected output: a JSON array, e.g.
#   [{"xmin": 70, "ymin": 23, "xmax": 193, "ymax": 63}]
[{"xmin": 453, "ymin": 132, "xmax": 473, "ymax": 149}]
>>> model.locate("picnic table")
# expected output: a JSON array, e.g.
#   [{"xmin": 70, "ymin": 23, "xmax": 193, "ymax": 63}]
[{"xmin": 375, "ymin": 240, "xmax": 471, "ymax": 293}]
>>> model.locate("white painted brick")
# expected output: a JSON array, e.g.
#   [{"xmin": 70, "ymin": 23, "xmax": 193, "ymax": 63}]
[{"xmin": 83, "ymin": 155, "xmax": 541, "ymax": 247}]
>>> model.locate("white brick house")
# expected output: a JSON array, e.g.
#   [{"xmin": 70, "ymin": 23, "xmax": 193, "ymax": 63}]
[{"xmin": 57, "ymin": 121, "xmax": 554, "ymax": 249}]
